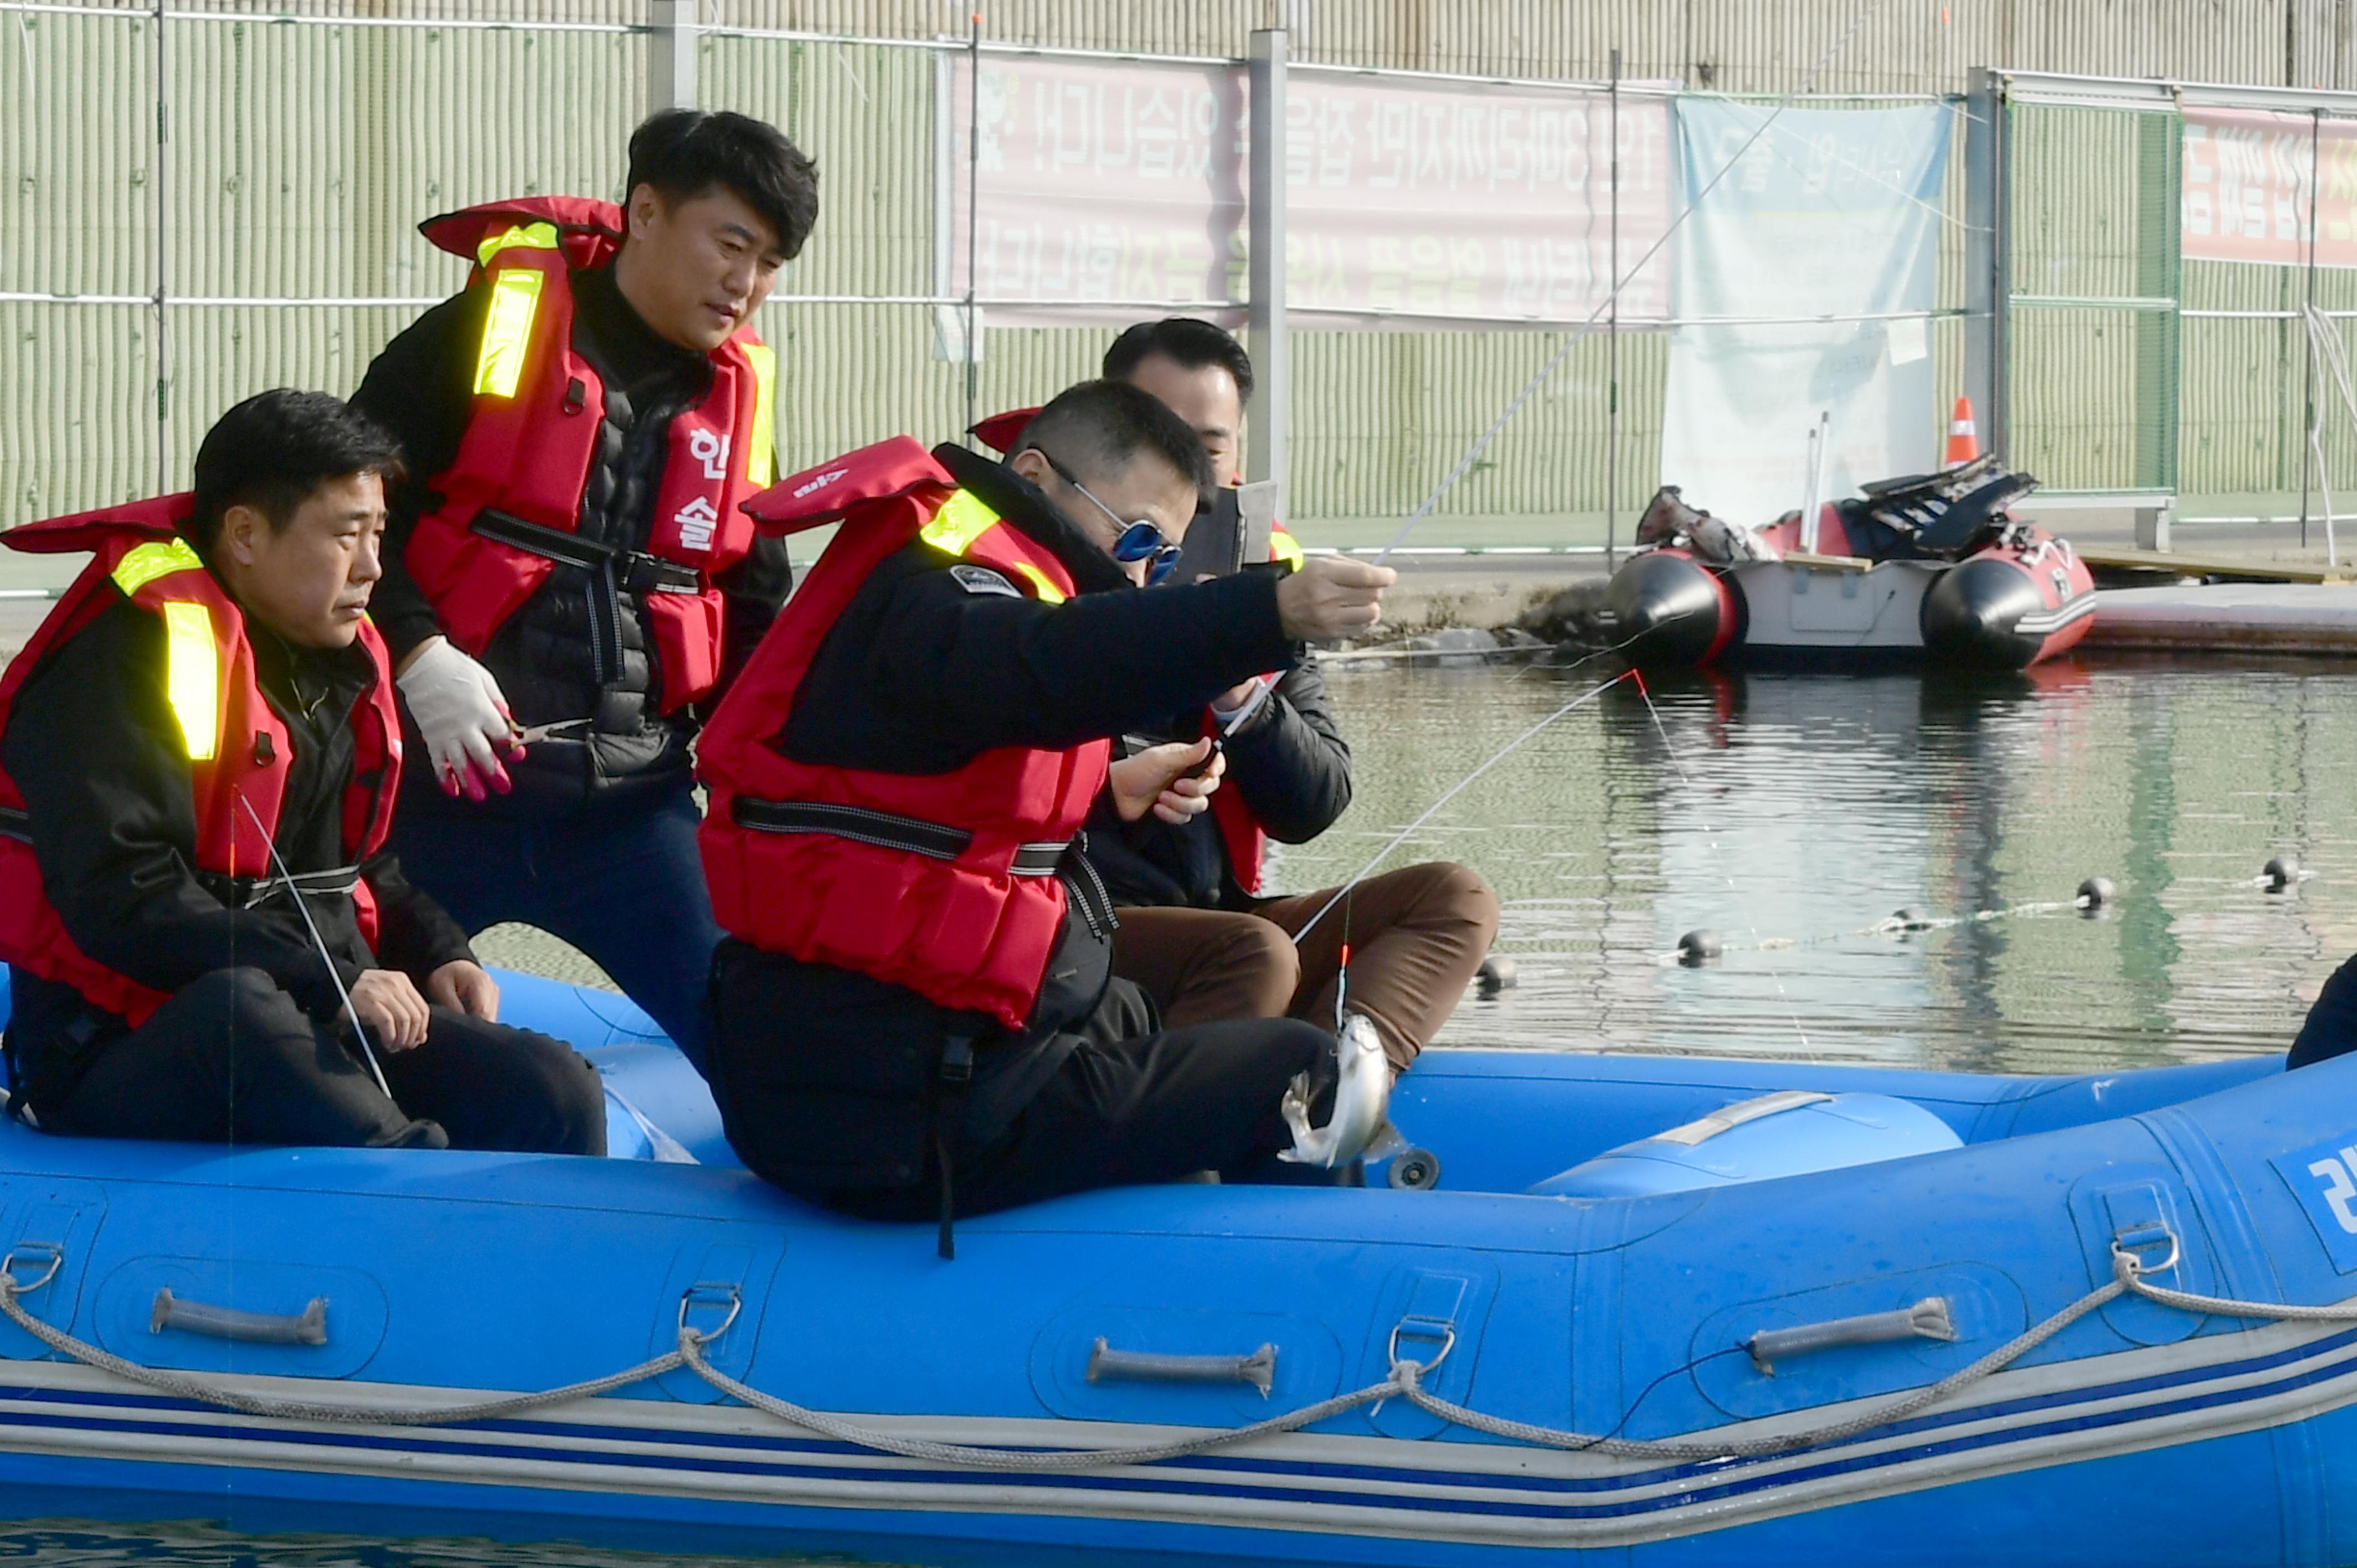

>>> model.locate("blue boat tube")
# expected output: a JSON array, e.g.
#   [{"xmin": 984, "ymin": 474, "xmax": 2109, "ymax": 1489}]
[{"xmin": 0, "ymin": 967, "xmax": 2349, "ymax": 1567}]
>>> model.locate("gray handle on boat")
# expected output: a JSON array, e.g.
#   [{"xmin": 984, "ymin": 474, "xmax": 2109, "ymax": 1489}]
[
  {"xmin": 1087, "ymin": 1337, "xmax": 1276, "ymax": 1396},
  {"xmin": 1748, "ymin": 1297, "xmax": 1954, "ymax": 1375},
  {"xmin": 150, "ymin": 1287, "xmax": 327, "ymax": 1347}
]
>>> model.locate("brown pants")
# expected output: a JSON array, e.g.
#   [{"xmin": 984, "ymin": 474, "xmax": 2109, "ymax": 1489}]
[{"xmin": 1110, "ymin": 862, "xmax": 1500, "ymax": 1071}]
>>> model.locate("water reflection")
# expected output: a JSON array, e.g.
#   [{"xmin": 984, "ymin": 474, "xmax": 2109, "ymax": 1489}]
[
  {"xmin": 0, "ymin": 1520, "xmax": 918, "ymax": 1566},
  {"xmin": 1269, "ymin": 654, "xmax": 2353, "ymax": 1075}
]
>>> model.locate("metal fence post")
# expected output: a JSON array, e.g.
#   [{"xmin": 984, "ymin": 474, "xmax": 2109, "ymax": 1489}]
[
  {"xmin": 2132, "ymin": 109, "xmax": 2182, "ymax": 496},
  {"xmin": 1247, "ymin": 28, "xmax": 1288, "ymax": 499},
  {"xmin": 649, "ymin": 0, "xmax": 697, "ymax": 116},
  {"xmin": 1963, "ymin": 67, "xmax": 2008, "ymax": 465},
  {"xmin": 152, "ymin": 0, "xmax": 171, "ymax": 492}
]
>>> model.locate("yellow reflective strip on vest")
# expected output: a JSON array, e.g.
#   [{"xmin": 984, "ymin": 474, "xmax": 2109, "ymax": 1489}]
[
  {"xmin": 1010, "ymin": 561, "xmax": 1066, "ymax": 605},
  {"xmin": 472, "ymin": 267, "xmax": 545, "ymax": 399},
  {"xmin": 474, "ymin": 221, "xmax": 560, "ymax": 270},
  {"xmin": 158, "ymin": 600, "xmax": 219, "ymax": 762},
  {"xmin": 917, "ymin": 489, "xmax": 1003, "ymax": 556},
  {"xmin": 109, "ymin": 538, "xmax": 204, "ymax": 597},
  {"xmin": 743, "ymin": 342, "xmax": 778, "ymax": 487},
  {"xmin": 1270, "ymin": 525, "xmax": 1304, "ymax": 571}
]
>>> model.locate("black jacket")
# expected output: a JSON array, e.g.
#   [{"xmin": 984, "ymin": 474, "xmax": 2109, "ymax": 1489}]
[
  {"xmin": 781, "ymin": 445, "xmax": 1297, "ymax": 783},
  {"xmin": 1085, "ymin": 491, "xmax": 1352, "ymax": 910},
  {"xmin": 351, "ymin": 263, "xmax": 796, "ymax": 814},
  {"xmin": 709, "ymin": 443, "xmax": 1302, "ymax": 1195},
  {"xmin": 1086, "ymin": 654, "xmax": 1351, "ymax": 909},
  {"xmin": 2, "ymin": 591, "xmax": 474, "ymax": 1110}
]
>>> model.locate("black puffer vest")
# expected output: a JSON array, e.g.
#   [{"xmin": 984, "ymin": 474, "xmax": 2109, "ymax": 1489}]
[{"xmin": 427, "ymin": 268, "xmax": 714, "ymax": 812}]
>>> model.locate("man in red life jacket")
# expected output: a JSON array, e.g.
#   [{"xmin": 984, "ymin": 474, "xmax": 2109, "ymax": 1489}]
[
  {"xmin": 698, "ymin": 380, "xmax": 1396, "ymax": 1244},
  {"xmin": 985, "ymin": 320, "xmax": 1500, "ymax": 1073},
  {"xmin": 348, "ymin": 111, "xmax": 818, "ymax": 1075},
  {"xmin": 0, "ymin": 391, "xmax": 605, "ymax": 1152}
]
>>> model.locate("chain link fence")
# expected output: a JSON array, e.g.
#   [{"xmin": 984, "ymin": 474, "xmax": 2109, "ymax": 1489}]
[
  {"xmin": 16, "ymin": 16, "xmax": 2357, "ymax": 558},
  {"xmin": 1996, "ymin": 75, "xmax": 2357, "ymax": 540}
]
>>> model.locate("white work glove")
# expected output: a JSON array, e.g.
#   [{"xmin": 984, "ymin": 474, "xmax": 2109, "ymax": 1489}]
[{"xmin": 396, "ymin": 636, "xmax": 523, "ymax": 802}]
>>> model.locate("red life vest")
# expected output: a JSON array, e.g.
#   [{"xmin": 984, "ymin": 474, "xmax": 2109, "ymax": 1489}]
[
  {"xmin": 1206, "ymin": 730, "xmax": 1268, "ymax": 896},
  {"xmin": 0, "ymin": 497, "xmax": 403, "ymax": 1026},
  {"xmin": 697, "ymin": 439, "xmax": 1110, "ymax": 1033},
  {"xmin": 970, "ymin": 405, "xmax": 1305, "ymax": 896},
  {"xmin": 1204, "ymin": 523, "xmax": 1308, "ymax": 898},
  {"xmin": 401, "ymin": 195, "xmax": 779, "ymax": 713}
]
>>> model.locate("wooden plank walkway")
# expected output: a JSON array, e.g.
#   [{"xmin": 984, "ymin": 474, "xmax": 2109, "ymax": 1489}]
[
  {"xmin": 2086, "ymin": 582, "xmax": 2357, "ymax": 653},
  {"xmin": 2074, "ymin": 545, "xmax": 2357, "ymax": 585}
]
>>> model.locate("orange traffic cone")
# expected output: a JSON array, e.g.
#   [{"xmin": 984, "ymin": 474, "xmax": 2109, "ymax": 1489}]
[{"xmin": 1946, "ymin": 395, "xmax": 1979, "ymax": 465}]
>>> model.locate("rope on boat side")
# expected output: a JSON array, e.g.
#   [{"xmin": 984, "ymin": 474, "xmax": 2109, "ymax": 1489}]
[
  {"xmin": 1, "ymin": 1237, "xmax": 2351, "ymax": 1469},
  {"xmin": 0, "ymin": 1247, "xmax": 688, "ymax": 1426}
]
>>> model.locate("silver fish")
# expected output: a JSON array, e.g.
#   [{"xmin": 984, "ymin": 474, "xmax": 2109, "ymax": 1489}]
[{"xmin": 1279, "ymin": 1013, "xmax": 1407, "ymax": 1168}]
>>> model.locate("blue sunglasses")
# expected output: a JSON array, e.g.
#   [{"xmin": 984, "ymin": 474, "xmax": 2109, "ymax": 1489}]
[{"xmin": 1038, "ymin": 452, "xmax": 1181, "ymax": 586}]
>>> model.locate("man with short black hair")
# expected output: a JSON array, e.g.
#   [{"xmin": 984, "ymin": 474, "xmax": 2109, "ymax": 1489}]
[
  {"xmin": 0, "ymin": 390, "xmax": 606, "ymax": 1153},
  {"xmin": 698, "ymin": 380, "xmax": 1397, "ymax": 1242},
  {"xmin": 1103, "ymin": 317, "xmax": 1257, "ymax": 493},
  {"xmin": 1093, "ymin": 319, "xmax": 1500, "ymax": 1073},
  {"xmin": 351, "ymin": 109, "xmax": 821, "ymax": 1073}
]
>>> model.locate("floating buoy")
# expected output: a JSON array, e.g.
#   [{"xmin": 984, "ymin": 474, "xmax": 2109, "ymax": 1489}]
[
  {"xmin": 1476, "ymin": 955, "xmax": 1519, "ymax": 996},
  {"xmin": 1890, "ymin": 906, "xmax": 1934, "ymax": 931},
  {"xmin": 2076, "ymin": 876, "xmax": 2117, "ymax": 910},
  {"xmin": 2264, "ymin": 855, "xmax": 2299, "ymax": 892},
  {"xmin": 1678, "ymin": 929, "xmax": 1724, "ymax": 965},
  {"xmin": 1387, "ymin": 1148, "xmax": 1443, "ymax": 1190}
]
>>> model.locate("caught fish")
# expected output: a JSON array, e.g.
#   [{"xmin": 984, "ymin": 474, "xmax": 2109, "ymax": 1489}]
[{"xmin": 1280, "ymin": 1013, "xmax": 1407, "ymax": 1168}]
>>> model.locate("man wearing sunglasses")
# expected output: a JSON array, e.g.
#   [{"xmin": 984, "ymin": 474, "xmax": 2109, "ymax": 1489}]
[{"xmin": 696, "ymin": 379, "xmax": 1396, "ymax": 1251}]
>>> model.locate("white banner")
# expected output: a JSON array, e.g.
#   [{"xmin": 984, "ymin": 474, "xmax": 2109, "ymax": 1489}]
[
  {"xmin": 941, "ymin": 55, "xmax": 1672, "ymax": 328},
  {"xmin": 2182, "ymin": 106, "xmax": 2357, "ymax": 269},
  {"xmin": 1659, "ymin": 102, "xmax": 1954, "ymax": 526}
]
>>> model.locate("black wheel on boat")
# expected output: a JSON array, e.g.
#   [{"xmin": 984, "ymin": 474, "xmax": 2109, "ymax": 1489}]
[
  {"xmin": 1605, "ymin": 552, "xmax": 1735, "ymax": 668},
  {"xmin": 1920, "ymin": 556, "xmax": 2046, "ymax": 669}
]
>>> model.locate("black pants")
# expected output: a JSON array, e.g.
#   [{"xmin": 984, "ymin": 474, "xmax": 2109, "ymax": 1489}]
[
  {"xmin": 708, "ymin": 941, "xmax": 1339, "ymax": 1220},
  {"xmin": 2292, "ymin": 952, "xmax": 2357, "ymax": 1069},
  {"xmin": 40, "ymin": 967, "xmax": 607, "ymax": 1154}
]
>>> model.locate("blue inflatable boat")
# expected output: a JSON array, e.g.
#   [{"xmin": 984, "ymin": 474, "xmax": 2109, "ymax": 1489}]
[{"xmin": 0, "ymin": 968, "xmax": 2352, "ymax": 1567}]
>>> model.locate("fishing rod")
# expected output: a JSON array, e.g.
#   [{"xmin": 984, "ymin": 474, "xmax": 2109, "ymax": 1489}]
[
  {"xmin": 1366, "ymin": 0, "xmax": 1899, "ymax": 569},
  {"xmin": 235, "ymin": 792, "xmax": 393, "ymax": 1099},
  {"xmin": 1290, "ymin": 668, "xmax": 1636, "ymax": 944}
]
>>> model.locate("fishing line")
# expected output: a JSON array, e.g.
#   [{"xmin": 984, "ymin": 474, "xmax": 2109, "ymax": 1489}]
[
  {"xmin": 234, "ymin": 792, "xmax": 393, "ymax": 1100},
  {"xmin": 1655, "ymin": 895, "xmax": 2094, "ymax": 963},
  {"xmin": 1627, "ymin": 668, "xmax": 1814, "ymax": 1053},
  {"xmin": 1292, "ymin": 669, "xmax": 1636, "ymax": 945},
  {"xmin": 1367, "ymin": 0, "xmax": 1901, "ymax": 568},
  {"xmin": 1568, "ymin": 1344, "xmax": 1751, "ymax": 1453},
  {"xmin": 1506, "ymin": 626, "xmax": 1652, "ymax": 684}
]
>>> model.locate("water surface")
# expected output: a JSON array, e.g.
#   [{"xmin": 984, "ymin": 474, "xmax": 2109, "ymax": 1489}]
[{"xmin": 1273, "ymin": 652, "xmax": 2349, "ymax": 1074}]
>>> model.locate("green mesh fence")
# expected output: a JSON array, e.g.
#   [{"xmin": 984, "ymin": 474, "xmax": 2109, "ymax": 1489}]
[
  {"xmin": 2004, "ymin": 102, "xmax": 2179, "ymax": 497},
  {"xmin": 3, "ymin": 12, "xmax": 1969, "ymax": 555},
  {"xmin": 2004, "ymin": 95, "xmax": 2357, "ymax": 527}
]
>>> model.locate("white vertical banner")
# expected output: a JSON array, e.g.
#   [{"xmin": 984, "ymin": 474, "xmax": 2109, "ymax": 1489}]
[{"xmin": 1660, "ymin": 102, "xmax": 1954, "ymax": 526}]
